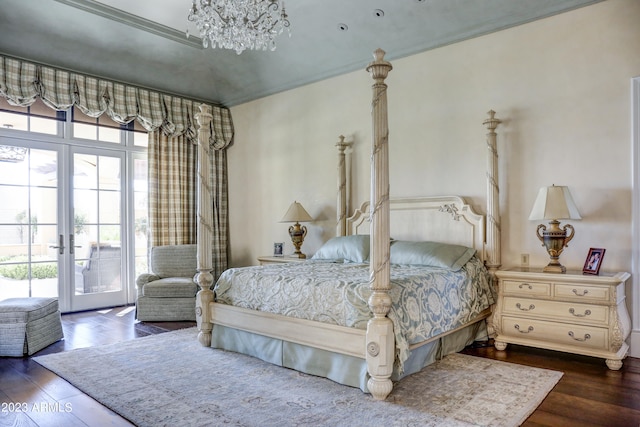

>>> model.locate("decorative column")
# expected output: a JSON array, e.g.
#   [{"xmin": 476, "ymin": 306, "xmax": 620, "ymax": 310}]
[
  {"xmin": 336, "ymin": 135, "xmax": 352, "ymax": 236},
  {"xmin": 195, "ymin": 104, "xmax": 215, "ymax": 347},
  {"xmin": 484, "ymin": 110, "xmax": 502, "ymax": 282},
  {"xmin": 365, "ymin": 49, "xmax": 394, "ymax": 401}
]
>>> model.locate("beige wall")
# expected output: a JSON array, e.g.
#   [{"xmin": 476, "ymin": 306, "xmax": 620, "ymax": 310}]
[{"xmin": 228, "ymin": 0, "xmax": 640, "ymax": 275}]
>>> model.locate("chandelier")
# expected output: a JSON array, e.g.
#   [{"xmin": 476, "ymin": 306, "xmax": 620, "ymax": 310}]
[
  {"xmin": 0, "ymin": 144, "xmax": 27, "ymax": 163},
  {"xmin": 187, "ymin": 0, "xmax": 291, "ymax": 55}
]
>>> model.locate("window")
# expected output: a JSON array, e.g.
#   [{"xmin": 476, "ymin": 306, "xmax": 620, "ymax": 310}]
[
  {"xmin": 71, "ymin": 106, "xmax": 147, "ymax": 145},
  {"xmin": 0, "ymin": 97, "xmax": 65, "ymax": 135},
  {"xmin": 0, "ymin": 97, "xmax": 148, "ymax": 309}
]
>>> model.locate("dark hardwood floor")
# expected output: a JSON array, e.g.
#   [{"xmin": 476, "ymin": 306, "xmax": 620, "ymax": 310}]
[
  {"xmin": 462, "ymin": 341, "xmax": 640, "ymax": 426},
  {"xmin": 0, "ymin": 306, "xmax": 194, "ymax": 427},
  {"xmin": 1, "ymin": 305, "xmax": 639, "ymax": 426}
]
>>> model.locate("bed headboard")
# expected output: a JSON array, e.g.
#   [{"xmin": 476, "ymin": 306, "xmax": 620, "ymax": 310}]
[
  {"xmin": 346, "ymin": 196, "xmax": 486, "ymax": 262},
  {"xmin": 335, "ymin": 110, "xmax": 501, "ymax": 273}
]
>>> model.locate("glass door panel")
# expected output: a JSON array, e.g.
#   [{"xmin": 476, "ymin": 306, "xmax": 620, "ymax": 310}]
[
  {"xmin": 71, "ymin": 149, "xmax": 126, "ymax": 311},
  {"xmin": 0, "ymin": 145, "xmax": 60, "ymax": 300}
]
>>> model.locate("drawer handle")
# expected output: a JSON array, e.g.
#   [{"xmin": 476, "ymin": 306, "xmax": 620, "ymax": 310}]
[
  {"xmin": 519, "ymin": 283, "xmax": 533, "ymax": 290},
  {"xmin": 572, "ymin": 289, "xmax": 589, "ymax": 297},
  {"xmin": 516, "ymin": 303, "xmax": 535, "ymax": 311},
  {"xmin": 514, "ymin": 324, "xmax": 534, "ymax": 334},
  {"xmin": 569, "ymin": 308, "xmax": 592, "ymax": 317},
  {"xmin": 568, "ymin": 331, "xmax": 591, "ymax": 342}
]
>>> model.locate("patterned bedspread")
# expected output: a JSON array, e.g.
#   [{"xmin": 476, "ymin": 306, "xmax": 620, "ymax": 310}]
[{"xmin": 214, "ymin": 256, "xmax": 495, "ymax": 372}]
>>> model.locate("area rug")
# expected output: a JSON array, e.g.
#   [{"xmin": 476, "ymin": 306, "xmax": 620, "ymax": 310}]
[{"xmin": 34, "ymin": 328, "xmax": 562, "ymax": 427}]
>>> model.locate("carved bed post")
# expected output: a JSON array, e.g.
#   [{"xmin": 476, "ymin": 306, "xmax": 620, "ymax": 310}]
[
  {"xmin": 195, "ymin": 104, "xmax": 215, "ymax": 347},
  {"xmin": 484, "ymin": 110, "xmax": 502, "ymax": 283},
  {"xmin": 336, "ymin": 135, "xmax": 352, "ymax": 237},
  {"xmin": 366, "ymin": 49, "xmax": 394, "ymax": 401}
]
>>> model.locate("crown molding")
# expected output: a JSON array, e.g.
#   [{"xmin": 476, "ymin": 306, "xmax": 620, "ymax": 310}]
[{"xmin": 53, "ymin": 0, "xmax": 203, "ymax": 49}]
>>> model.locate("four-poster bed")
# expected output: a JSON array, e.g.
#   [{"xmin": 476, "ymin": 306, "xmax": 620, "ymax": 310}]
[{"xmin": 193, "ymin": 49, "xmax": 502, "ymax": 400}]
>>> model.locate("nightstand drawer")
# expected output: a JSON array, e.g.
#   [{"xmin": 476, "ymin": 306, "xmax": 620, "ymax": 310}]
[
  {"xmin": 502, "ymin": 297, "xmax": 609, "ymax": 325},
  {"xmin": 554, "ymin": 283, "xmax": 609, "ymax": 303},
  {"xmin": 501, "ymin": 316, "xmax": 608, "ymax": 350},
  {"xmin": 502, "ymin": 280, "xmax": 551, "ymax": 297}
]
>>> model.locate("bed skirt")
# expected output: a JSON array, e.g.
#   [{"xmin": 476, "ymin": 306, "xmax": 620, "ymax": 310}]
[{"xmin": 210, "ymin": 319, "xmax": 489, "ymax": 393}]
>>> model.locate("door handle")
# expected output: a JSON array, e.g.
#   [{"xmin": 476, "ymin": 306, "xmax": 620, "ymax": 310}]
[
  {"xmin": 69, "ymin": 234, "xmax": 82, "ymax": 255},
  {"xmin": 49, "ymin": 234, "xmax": 65, "ymax": 255}
]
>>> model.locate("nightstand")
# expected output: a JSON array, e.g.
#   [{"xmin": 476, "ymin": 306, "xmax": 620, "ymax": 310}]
[
  {"xmin": 257, "ymin": 256, "xmax": 307, "ymax": 265},
  {"xmin": 492, "ymin": 267, "xmax": 631, "ymax": 370}
]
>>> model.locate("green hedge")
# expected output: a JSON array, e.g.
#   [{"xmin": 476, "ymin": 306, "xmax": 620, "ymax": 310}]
[{"xmin": 0, "ymin": 257, "xmax": 58, "ymax": 280}]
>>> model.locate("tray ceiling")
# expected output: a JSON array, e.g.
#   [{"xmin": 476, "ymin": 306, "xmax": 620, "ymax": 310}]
[{"xmin": 0, "ymin": 0, "xmax": 602, "ymax": 106}]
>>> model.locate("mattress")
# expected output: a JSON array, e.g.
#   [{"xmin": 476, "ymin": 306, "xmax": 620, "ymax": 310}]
[{"xmin": 214, "ymin": 256, "xmax": 495, "ymax": 372}]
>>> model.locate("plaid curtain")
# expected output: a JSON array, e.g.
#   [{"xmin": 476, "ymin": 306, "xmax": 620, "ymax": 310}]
[
  {"xmin": 148, "ymin": 104, "xmax": 233, "ymax": 280},
  {"xmin": 0, "ymin": 54, "xmax": 234, "ymax": 278},
  {"xmin": 0, "ymin": 55, "xmax": 230, "ymax": 136},
  {"xmin": 148, "ymin": 132, "xmax": 197, "ymax": 246}
]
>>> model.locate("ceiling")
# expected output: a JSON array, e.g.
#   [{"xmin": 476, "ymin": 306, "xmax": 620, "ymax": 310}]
[{"xmin": 0, "ymin": 0, "xmax": 601, "ymax": 107}]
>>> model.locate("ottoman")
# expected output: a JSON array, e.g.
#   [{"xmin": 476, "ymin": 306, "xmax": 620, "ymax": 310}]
[{"xmin": 0, "ymin": 297, "xmax": 64, "ymax": 357}]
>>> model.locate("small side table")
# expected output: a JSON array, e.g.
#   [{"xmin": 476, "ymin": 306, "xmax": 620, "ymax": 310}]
[{"xmin": 257, "ymin": 256, "xmax": 307, "ymax": 266}]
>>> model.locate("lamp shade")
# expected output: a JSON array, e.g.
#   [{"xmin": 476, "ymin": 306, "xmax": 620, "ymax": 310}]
[
  {"xmin": 280, "ymin": 201, "xmax": 313, "ymax": 223},
  {"xmin": 528, "ymin": 185, "xmax": 581, "ymax": 221}
]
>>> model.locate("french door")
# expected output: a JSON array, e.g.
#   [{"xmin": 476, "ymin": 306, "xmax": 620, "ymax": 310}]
[
  {"xmin": 0, "ymin": 139, "xmax": 128, "ymax": 312},
  {"xmin": 69, "ymin": 146, "xmax": 127, "ymax": 311}
]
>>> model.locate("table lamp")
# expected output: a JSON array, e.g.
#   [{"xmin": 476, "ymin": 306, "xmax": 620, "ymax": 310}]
[
  {"xmin": 529, "ymin": 185, "xmax": 581, "ymax": 273},
  {"xmin": 280, "ymin": 201, "xmax": 313, "ymax": 258}
]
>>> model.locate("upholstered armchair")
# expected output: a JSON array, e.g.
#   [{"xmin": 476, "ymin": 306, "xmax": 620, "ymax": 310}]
[{"xmin": 135, "ymin": 244, "xmax": 201, "ymax": 322}]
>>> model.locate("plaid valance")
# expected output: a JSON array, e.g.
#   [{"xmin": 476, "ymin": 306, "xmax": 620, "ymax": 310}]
[{"xmin": 0, "ymin": 55, "xmax": 233, "ymax": 149}]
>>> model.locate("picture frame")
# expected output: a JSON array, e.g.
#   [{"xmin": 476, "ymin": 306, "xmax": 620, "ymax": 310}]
[
  {"xmin": 273, "ymin": 242, "xmax": 284, "ymax": 257},
  {"xmin": 583, "ymin": 248, "xmax": 605, "ymax": 275}
]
